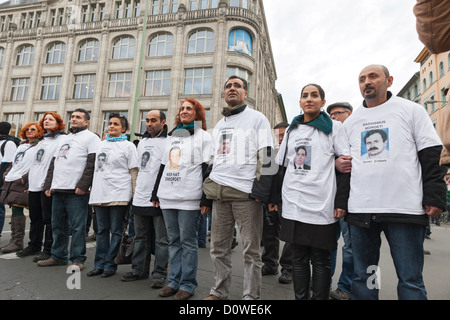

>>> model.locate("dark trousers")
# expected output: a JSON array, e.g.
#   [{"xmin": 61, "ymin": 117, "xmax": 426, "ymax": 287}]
[{"xmin": 28, "ymin": 191, "xmax": 53, "ymax": 254}]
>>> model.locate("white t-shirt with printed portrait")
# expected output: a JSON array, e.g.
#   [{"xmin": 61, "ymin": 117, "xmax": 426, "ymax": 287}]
[
  {"xmin": 132, "ymin": 136, "xmax": 167, "ymax": 207},
  {"xmin": 89, "ymin": 139, "xmax": 139, "ymax": 204},
  {"xmin": 276, "ymin": 120, "xmax": 350, "ymax": 225},
  {"xmin": 157, "ymin": 128, "xmax": 212, "ymax": 211},
  {"xmin": 344, "ymin": 95, "xmax": 443, "ymax": 215},
  {"xmin": 28, "ymin": 134, "xmax": 67, "ymax": 192},
  {"xmin": 209, "ymin": 107, "xmax": 274, "ymax": 194},
  {"xmin": 50, "ymin": 129, "xmax": 100, "ymax": 190},
  {"xmin": 4, "ymin": 143, "xmax": 34, "ymax": 182}
]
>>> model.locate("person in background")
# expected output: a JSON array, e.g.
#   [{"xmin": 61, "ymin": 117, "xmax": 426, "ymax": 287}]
[
  {"xmin": 87, "ymin": 113, "xmax": 139, "ymax": 278},
  {"xmin": 152, "ymin": 98, "xmax": 212, "ymax": 300},
  {"xmin": 0, "ymin": 122, "xmax": 44, "ymax": 253}
]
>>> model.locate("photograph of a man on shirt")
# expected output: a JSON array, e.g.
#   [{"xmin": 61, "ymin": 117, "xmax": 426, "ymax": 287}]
[
  {"xmin": 293, "ymin": 145, "xmax": 311, "ymax": 170},
  {"xmin": 96, "ymin": 152, "xmax": 107, "ymax": 172},
  {"xmin": 140, "ymin": 151, "xmax": 151, "ymax": 170},
  {"xmin": 361, "ymin": 128, "xmax": 389, "ymax": 161},
  {"xmin": 217, "ymin": 133, "xmax": 232, "ymax": 155}
]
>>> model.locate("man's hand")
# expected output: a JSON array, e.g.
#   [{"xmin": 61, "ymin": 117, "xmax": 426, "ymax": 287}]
[
  {"xmin": 268, "ymin": 203, "xmax": 278, "ymax": 212},
  {"xmin": 425, "ymin": 205, "xmax": 443, "ymax": 219},
  {"xmin": 335, "ymin": 156, "xmax": 352, "ymax": 173},
  {"xmin": 75, "ymin": 188, "xmax": 86, "ymax": 195},
  {"xmin": 334, "ymin": 208, "xmax": 346, "ymax": 219},
  {"xmin": 201, "ymin": 206, "xmax": 210, "ymax": 215}
]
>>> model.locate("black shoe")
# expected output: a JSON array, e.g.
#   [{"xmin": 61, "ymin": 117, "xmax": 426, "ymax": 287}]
[
  {"xmin": 278, "ymin": 270, "xmax": 292, "ymax": 284},
  {"xmin": 102, "ymin": 270, "xmax": 116, "ymax": 278},
  {"xmin": 120, "ymin": 271, "xmax": 147, "ymax": 281},
  {"xmin": 261, "ymin": 265, "xmax": 278, "ymax": 276},
  {"xmin": 33, "ymin": 252, "xmax": 50, "ymax": 262},
  {"xmin": 87, "ymin": 268, "xmax": 104, "ymax": 277},
  {"xmin": 16, "ymin": 246, "xmax": 41, "ymax": 257}
]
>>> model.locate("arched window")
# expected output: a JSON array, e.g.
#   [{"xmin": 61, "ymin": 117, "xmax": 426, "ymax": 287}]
[
  {"xmin": 46, "ymin": 42, "xmax": 66, "ymax": 64},
  {"xmin": 78, "ymin": 39, "xmax": 100, "ymax": 62},
  {"xmin": 187, "ymin": 29, "xmax": 215, "ymax": 54},
  {"xmin": 112, "ymin": 36, "xmax": 135, "ymax": 59},
  {"xmin": 429, "ymin": 71, "xmax": 433, "ymax": 85},
  {"xmin": 423, "ymin": 79, "xmax": 427, "ymax": 92},
  {"xmin": 149, "ymin": 33, "xmax": 174, "ymax": 57},
  {"xmin": 439, "ymin": 61, "xmax": 444, "ymax": 77},
  {"xmin": 16, "ymin": 44, "xmax": 34, "ymax": 66},
  {"xmin": 228, "ymin": 29, "xmax": 252, "ymax": 56}
]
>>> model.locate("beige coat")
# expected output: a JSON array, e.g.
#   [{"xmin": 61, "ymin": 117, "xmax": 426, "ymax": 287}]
[{"xmin": 439, "ymin": 83, "xmax": 450, "ymax": 167}]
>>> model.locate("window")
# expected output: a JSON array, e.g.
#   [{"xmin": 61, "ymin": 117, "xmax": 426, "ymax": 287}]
[
  {"xmin": 4, "ymin": 113, "xmax": 24, "ymax": 137},
  {"xmin": 144, "ymin": 70, "xmax": 171, "ymax": 96},
  {"xmin": 139, "ymin": 110, "xmax": 167, "ymax": 133},
  {"xmin": 184, "ymin": 67, "xmax": 213, "ymax": 95},
  {"xmin": 46, "ymin": 42, "xmax": 66, "ymax": 64},
  {"xmin": 172, "ymin": 0, "xmax": 179, "ymax": 12},
  {"xmin": 10, "ymin": 78, "xmax": 30, "ymax": 101},
  {"xmin": 439, "ymin": 61, "xmax": 445, "ymax": 78},
  {"xmin": 152, "ymin": 0, "xmax": 160, "ymax": 14},
  {"xmin": 429, "ymin": 71, "xmax": 433, "ymax": 85},
  {"xmin": 149, "ymin": 33, "xmax": 174, "ymax": 56},
  {"xmin": 187, "ymin": 30, "xmax": 215, "ymax": 54},
  {"xmin": 108, "ymin": 72, "xmax": 132, "ymax": 98},
  {"xmin": 78, "ymin": 39, "xmax": 100, "ymax": 62},
  {"xmin": 41, "ymin": 76, "xmax": 62, "ymax": 100},
  {"xmin": 230, "ymin": 0, "xmax": 239, "ymax": 7},
  {"xmin": 112, "ymin": 36, "xmax": 135, "ymax": 59},
  {"xmin": 0, "ymin": 47, "xmax": 4, "ymax": 68},
  {"xmin": 228, "ymin": 29, "xmax": 252, "ymax": 56},
  {"xmin": 73, "ymin": 74, "xmax": 96, "ymax": 99},
  {"xmin": 423, "ymin": 79, "xmax": 427, "ymax": 92},
  {"xmin": 16, "ymin": 45, "xmax": 34, "ymax": 66}
]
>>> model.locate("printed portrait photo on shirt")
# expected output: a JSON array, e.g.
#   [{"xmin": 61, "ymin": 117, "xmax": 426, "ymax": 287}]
[
  {"xmin": 96, "ymin": 152, "xmax": 107, "ymax": 172},
  {"xmin": 14, "ymin": 152, "xmax": 25, "ymax": 164},
  {"xmin": 217, "ymin": 133, "xmax": 232, "ymax": 155},
  {"xmin": 361, "ymin": 128, "xmax": 390, "ymax": 161},
  {"xmin": 168, "ymin": 146, "xmax": 181, "ymax": 170},
  {"xmin": 140, "ymin": 151, "xmax": 151, "ymax": 170},
  {"xmin": 293, "ymin": 145, "xmax": 311, "ymax": 170},
  {"xmin": 58, "ymin": 143, "xmax": 70, "ymax": 159},
  {"xmin": 35, "ymin": 149, "xmax": 45, "ymax": 163}
]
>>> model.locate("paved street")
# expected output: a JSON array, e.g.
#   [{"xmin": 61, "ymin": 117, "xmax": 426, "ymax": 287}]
[{"xmin": 0, "ymin": 210, "xmax": 449, "ymax": 301}]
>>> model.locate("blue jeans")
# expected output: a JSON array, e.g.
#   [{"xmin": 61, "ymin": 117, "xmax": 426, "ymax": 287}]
[
  {"xmin": 94, "ymin": 206, "xmax": 127, "ymax": 271},
  {"xmin": 162, "ymin": 209, "xmax": 200, "ymax": 294},
  {"xmin": 336, "ymin": 219, "xmax": 353, "ymax": 293},
  {"xmin": 0, "ymin": 203, "xmax": 5, "ymax": 237},
  {"xmin": 349, "ymin": 221, "xmax": 427, "ymax": 300},
  {"xmin": 198, "ymin": 213, "xmax": 207, "ymax": 247},
  {"xmin": 51, "ymin": 193, "xmax": 88, "ymax": 264}
]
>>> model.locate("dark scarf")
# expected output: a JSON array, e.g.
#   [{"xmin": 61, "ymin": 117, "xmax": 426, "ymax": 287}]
[
  {"xmin": 43, "ymin": 130, "xmax": 67, "ymax": 138},
  {"xmin": 69, "ymin": 126, "xmax": 88, "ymax": 134},
  {"xmin": 288, "ymin": 111, "xmax": 333, "ymax": 135},
  {"xmin": 168, "ymin": 122, "xmax": 199, "ymax": 137},
  {"xmin": 142, "ymin": 125, "xmax": 168, "ymax": 139},
  {"xmin": 222, "ymin": 104, "xmax": 247, "ymax": 117}
]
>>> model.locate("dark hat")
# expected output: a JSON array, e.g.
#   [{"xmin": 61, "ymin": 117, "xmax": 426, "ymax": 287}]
[
  {"xmin": 326, "ymin": 102, "xmax": 353, "ymax": 115},
  {"xmin": 0, "ymin": 122, "xmax": 11, "ymax": 135}
]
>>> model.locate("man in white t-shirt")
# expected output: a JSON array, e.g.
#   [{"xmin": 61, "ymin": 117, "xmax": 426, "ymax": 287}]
[
  {"xmin": 38, "ymin": 109, "xmax": 100, "ymax": 270},
  {"xmin": 121, "ymin": 110, "xmax": 169, "ymax": 288},
  {"xmin": 204, "ymin": 76, "xmax": 274, "ymax": 300},
  {"xmin": 0, "ymin": 122, "xmax": 18, "ymax": 240},
  {"xmin": 344, "ymin": 65, "xmax": 447, "ymax": 300}
]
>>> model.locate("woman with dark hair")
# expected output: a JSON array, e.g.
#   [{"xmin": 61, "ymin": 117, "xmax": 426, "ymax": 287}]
[
  {"xmin": 87, "ymin": 113, "xmax": 139, "ymax": 278},
  {"xmin": 270, "ymin": 84, "xmax": 350, "ymax": 300},
  {"xmin": 152, "ymin": 97, "xmax": 212, "ymax": 300},
  {"xmin": 18, "ymin": 112, "xmax": 67, "ymax": 260},
  {"xmin": 0, "ymin": 122, "xmax": 44, "ymax": 254}
]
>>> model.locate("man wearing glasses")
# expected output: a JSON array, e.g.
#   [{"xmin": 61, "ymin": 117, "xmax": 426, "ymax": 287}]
[{"xmin": 327, "ymin": 102, "xmax": 353, "ymax": 122}]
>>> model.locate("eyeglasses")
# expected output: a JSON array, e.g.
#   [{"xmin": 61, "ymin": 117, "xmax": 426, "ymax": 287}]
[
  {"xmin": 26, "ymin": 128, "xmax": 37, "ymax": 131},
  {"xmin": 330, "ymin": 111, "xmax": 349, "ymax": 117}
]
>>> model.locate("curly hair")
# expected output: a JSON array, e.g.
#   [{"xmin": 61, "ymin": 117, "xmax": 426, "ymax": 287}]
[
  {"xmin": 39, "ymin": 112, "xmax": 66, "ymax": 132},
  {"xmin": 19, "ymin": 122, "xmax": 44, "ymax": 140},
  {"xmin": 175, "ymin": 97, "xmax": 207, "ymax": 131}
]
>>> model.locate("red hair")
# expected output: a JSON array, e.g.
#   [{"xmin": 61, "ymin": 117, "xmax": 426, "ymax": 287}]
[
  {"xmin": 39, "ymin": 112, "xmax": 66, "ymax": 132},
  {"xmin": 175, "ymin": 97, "xmax": 207, "ymax": 131},
  {"xmin": 19, "ymin": 122, "xmax": 44, "ymax": 140}
]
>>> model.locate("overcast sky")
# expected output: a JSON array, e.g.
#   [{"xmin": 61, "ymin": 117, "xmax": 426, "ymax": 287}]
[
  {"xmin": 264, "ymin": 0, "xmax": 425, "ymax": 121},
  {"xmin": 0, "ymin": 0, "xmax": 425, "ymax": 122}
]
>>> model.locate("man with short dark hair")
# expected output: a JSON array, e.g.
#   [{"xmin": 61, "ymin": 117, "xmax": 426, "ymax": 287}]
[
  {"xmin": 0, "ymin": 122, "xmax": 18, "ymax": 240},
  {"xmin": 38, "ymin": 109, "xmax": 100, "ymax": 270},
  {"xmin": 344, "ymin": 65, "xmax": 447, "ymax": 300}
]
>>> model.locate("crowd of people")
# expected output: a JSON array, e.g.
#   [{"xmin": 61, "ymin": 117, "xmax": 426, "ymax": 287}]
[{"xmin": 0, "ymin": 66, "xmax": 448, "ymax": 300}]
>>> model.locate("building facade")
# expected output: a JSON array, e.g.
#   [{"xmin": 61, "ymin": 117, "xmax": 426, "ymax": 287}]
[{"xmin": 0, "ymin": 0, "xmax": 286, "ymax": 137}]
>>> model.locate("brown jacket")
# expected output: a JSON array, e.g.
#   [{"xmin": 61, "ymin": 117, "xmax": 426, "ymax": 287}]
[
  {"xmin": 414, "ymin": 0, "xmax": 450, "ymax": 54},
  {"xmin": 439, "ymin": 83, "xmax": 450, "ymax": 167}
]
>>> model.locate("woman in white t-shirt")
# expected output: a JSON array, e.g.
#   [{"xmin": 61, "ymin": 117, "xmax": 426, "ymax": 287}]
[
  {"xmin": 87, "ymin": 114, "xmax": 139, "ymax": 278},
  {"xmin": 271, "ymin": 84, "xmax": 350, "ymax": 300},
  {"xmin": 152, "ymin": 97, "xmax": 213, "ymax": 300},
  {"xmin": 17, "ymin": 112, "xmax": 67, "ymax": 261},
  {"xmin": 0, "ymin": 122, "xmax": 44, "ymax": 254}
]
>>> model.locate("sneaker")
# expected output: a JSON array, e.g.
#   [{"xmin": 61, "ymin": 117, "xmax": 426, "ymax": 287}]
[
  {"xmin": 16, "ymin": 246, "xmax": 41, "ymax": 257},
  {"xmin": 329, "ymin": 288, "xmax": 351, "ymax": 300},
  {"xmin": 278, "ymin": 270, "xmax": 292, "ymax": 284},
  {"xmin": 37, "ymin": 258, "xmax": 67, "ymax": 267},
  {"xmin": 33, "ymin": 252, "xmax": 50, "ymax": 262},
  {"xmin": 121, "ymin": 271, "xmax": 148, "ymax": 282},
  {"xmin": 261, "ymin": 265, "xmax": 278, "ymax": 276}
]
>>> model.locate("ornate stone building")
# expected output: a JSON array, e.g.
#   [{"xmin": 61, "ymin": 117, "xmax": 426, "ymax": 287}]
[{"xmin": 0, "ymin": 0, "xmax": 286, "ymax": 137}]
